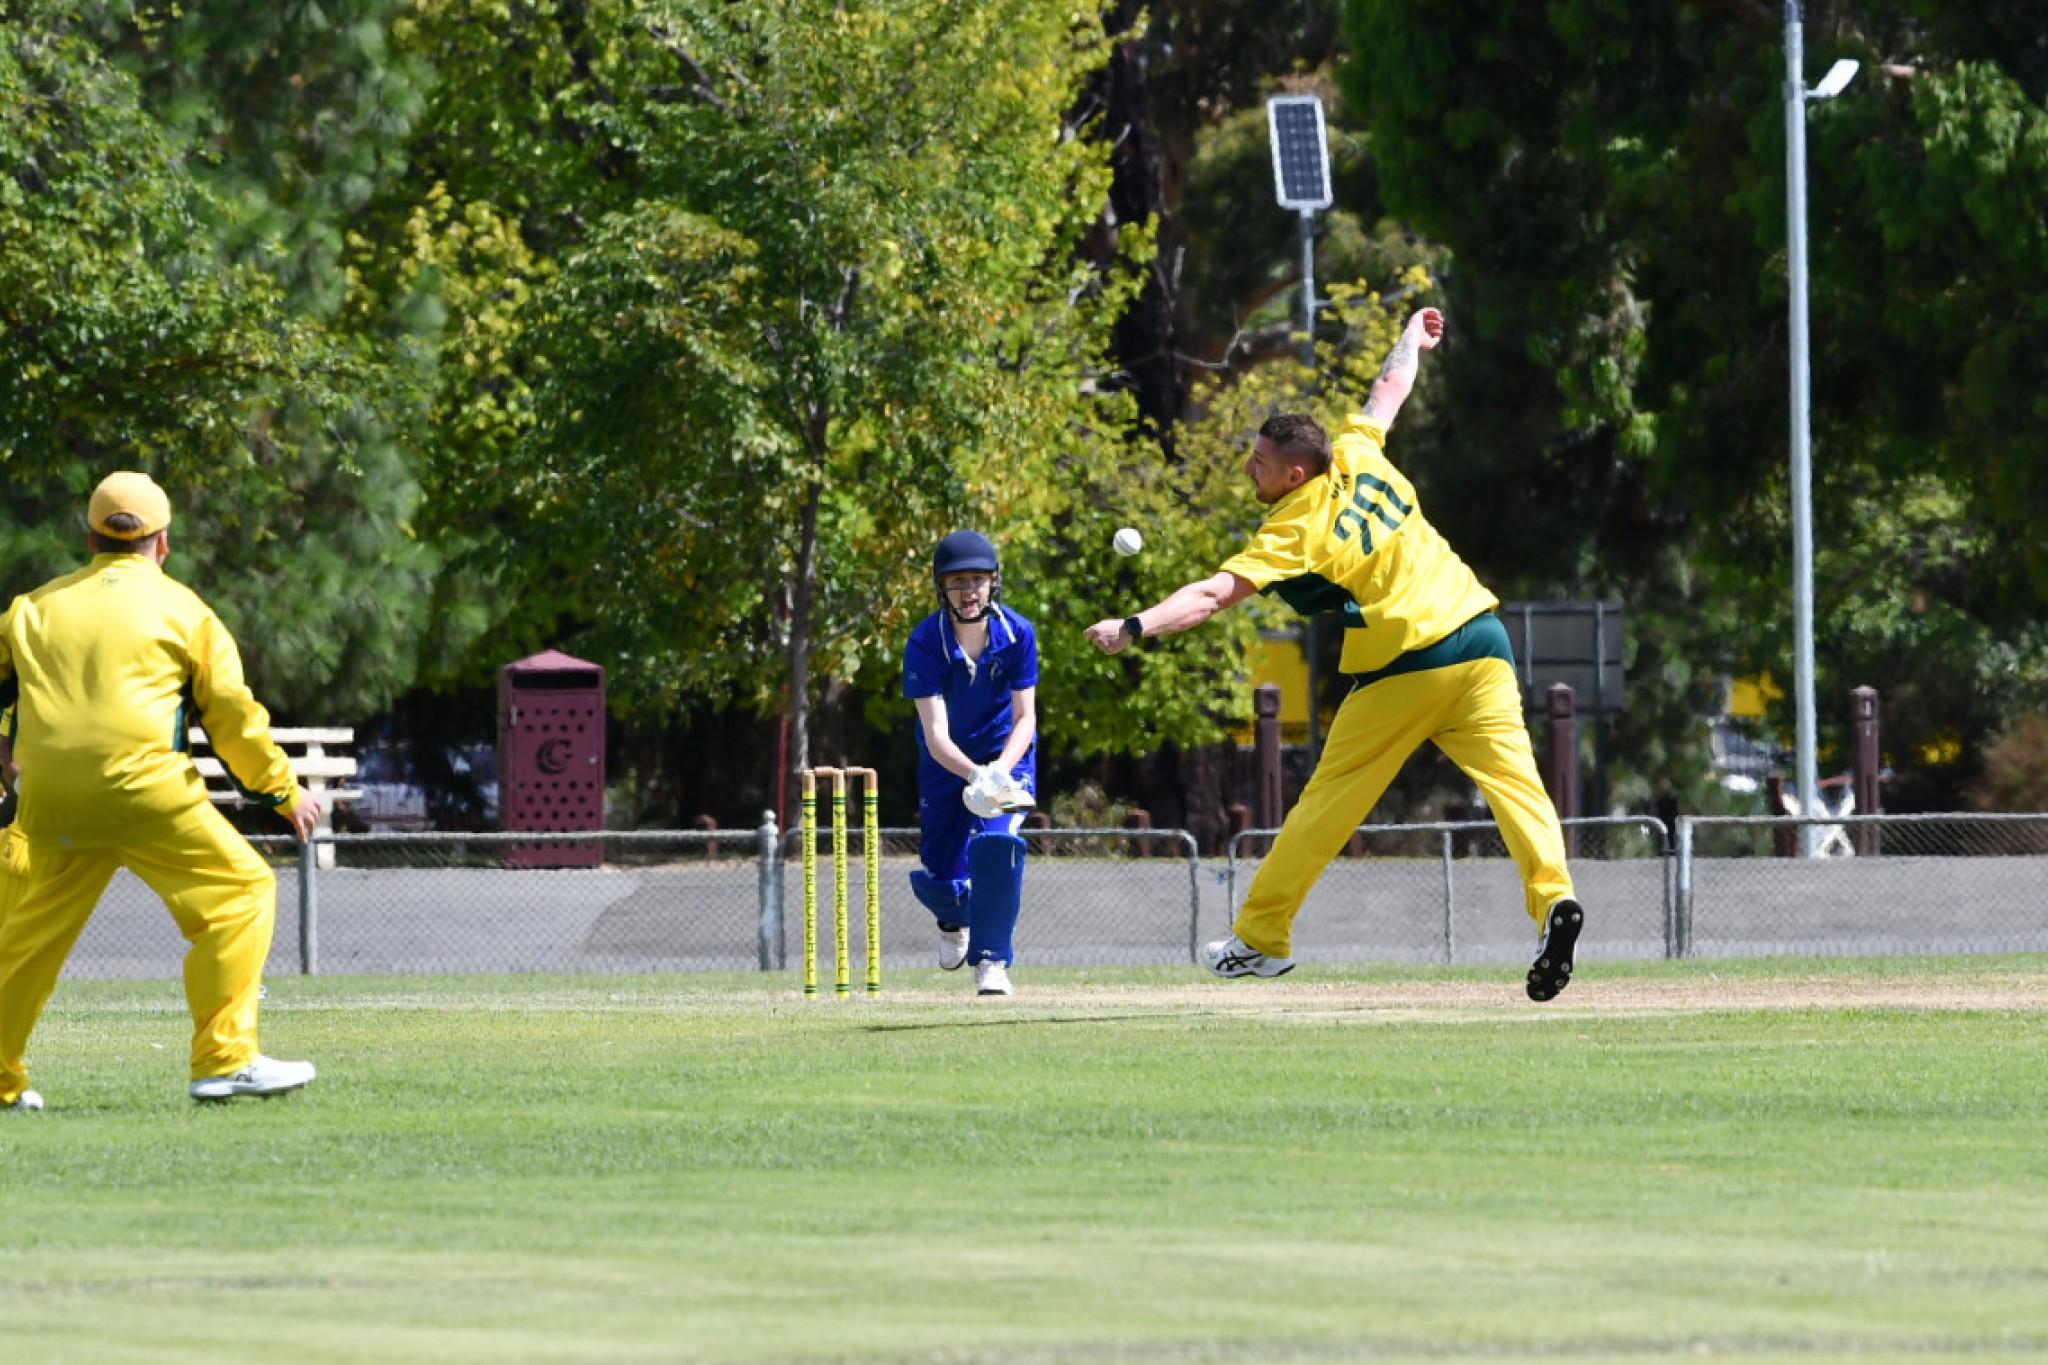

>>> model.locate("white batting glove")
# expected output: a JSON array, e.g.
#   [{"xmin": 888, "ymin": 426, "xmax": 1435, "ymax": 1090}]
[
  {"xmin": 982, "ymin": 765, "xmax": 1035, "ymax": 814},
  {"xmin": 962, "ymin": 766, "xmax": 1002, "ymax": 818}
]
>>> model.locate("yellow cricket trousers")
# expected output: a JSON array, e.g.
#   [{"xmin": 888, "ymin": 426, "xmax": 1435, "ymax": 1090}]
[
  {"xmin": 1234, "ymin": 656, "xmax": 1576, "ymax": 959},
  {"xmin": 0, "ymin": 801, "xmax": 278, "ymax": 1102}
]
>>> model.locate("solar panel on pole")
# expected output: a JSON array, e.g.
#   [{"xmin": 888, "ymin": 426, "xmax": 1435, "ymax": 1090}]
[
  {"xmin": 1266, "ymin": 95, "xmax": 1333, "ymax": 211},
  {"xmin": 1265, "ymin": 94, "xmax": 1335, "ymax": 764}
]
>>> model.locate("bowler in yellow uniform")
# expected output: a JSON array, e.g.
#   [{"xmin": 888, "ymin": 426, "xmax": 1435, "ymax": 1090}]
[
  {"xmin": 1084, "ymin": 308, "xmax": 1585, "ymax": 1000},
  {"xmin": 0, "ymin": 473, "xmax": 321, "ymax": 1112}
]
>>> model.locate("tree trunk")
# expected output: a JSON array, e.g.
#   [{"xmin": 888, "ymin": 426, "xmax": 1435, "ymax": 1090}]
[
  {"xmin": 1090, "ymin": 2, "xmax": 1185, "ymax": 452},
  {"xmin": 785, "ymin": 479, "xmax": 822, "ymax": 795}
]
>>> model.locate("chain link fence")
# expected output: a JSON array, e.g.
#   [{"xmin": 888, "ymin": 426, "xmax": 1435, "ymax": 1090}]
[
  {"xmin": 47, "ymin": 810, "xmax": 2046, "ymax": 981},
  {"xmin": 1676, "ymin": 812, "xmax": 2048, "ymax": 957},
  {"xmin": 1225, "ymin": 816, "xmax": 1673, "ymax": 966},
  {"xmin": 59, "ymin": 826, "xmax": 1208, "ymax": 980},
  {"xmin": 769, "ymin": 827, "xmax": 1203, "ymax": 977},
  {"xmin": 64, "ymin": 831, "xmax": 764, "ymax": 979}
]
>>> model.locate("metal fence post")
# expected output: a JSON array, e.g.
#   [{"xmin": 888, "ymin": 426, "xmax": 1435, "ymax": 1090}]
[
  {"xmin": 1223, "ymin": 829, "xmax": 1245, "ymax": 931},
  {"xmin": 298, "ymin": 837, "xmax": 319, "ymax": 976},
  {"xmin": 757, "ymin": 810, "xmax": 780, "ymax": 971},
  {"xmin": 1178, "ymin": 830, "xmax": 1202, "ymax": 965},
  {"xmin": 1673, "ymin": 816, "xmax": 1694, "ymax": 959},
  {"xmin": 1440, "ymin": 828, "xmax": 1455, "ymax": 964},
  {"xmin": 1648, "ymin": 815, "xmax": 1673, "ymax": 957}
]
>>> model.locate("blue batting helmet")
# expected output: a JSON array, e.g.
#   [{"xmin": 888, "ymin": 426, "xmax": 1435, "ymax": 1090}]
[
  {"xmin": 932, "ymin": 530, "xmax": 1000, "ymax": 580},
  {"xmin": 933, "ymin": 530, "xmax": 1001, "ymax": 624}
]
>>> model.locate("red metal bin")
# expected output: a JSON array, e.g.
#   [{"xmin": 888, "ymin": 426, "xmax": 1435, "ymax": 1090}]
[{"xmin": 498, "ymin": 649, "xmax": 606, "ymax": 867}]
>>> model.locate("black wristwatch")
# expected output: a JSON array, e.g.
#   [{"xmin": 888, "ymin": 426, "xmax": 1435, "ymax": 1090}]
[{"xmin": 1123, "ymin": 615, "xmax": 1145, "ymax": 639}]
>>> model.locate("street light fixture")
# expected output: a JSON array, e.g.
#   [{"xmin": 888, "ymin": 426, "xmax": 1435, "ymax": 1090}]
[
  {"xmin": 1784, "ymin": 3, "xmax": 1856, "ymax": 854},
  {"xmin": 1812, "ymin": 58, "xmax": 1860, "ymax": 101}
]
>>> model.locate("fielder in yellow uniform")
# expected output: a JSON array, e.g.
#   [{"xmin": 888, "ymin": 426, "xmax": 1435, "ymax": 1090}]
[
  {"xmin": 0, "ymin": 473, "xmax": 321, "ymax": 1112},
  {"xmin": 1084, "ymin": 307, "xmax": 1585, "ymax": 1001}
]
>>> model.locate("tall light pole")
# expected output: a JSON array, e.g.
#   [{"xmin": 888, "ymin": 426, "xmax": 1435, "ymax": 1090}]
[
  {"xmin": 1784, "ymin": 1, "xmax": 1857, "ymax": 854},
  {"xmin": 1267, "ymin": 94, "xmax": 1335, "ymax": 756}
]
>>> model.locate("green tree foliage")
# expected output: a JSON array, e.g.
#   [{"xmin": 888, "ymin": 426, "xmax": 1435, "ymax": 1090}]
[
  {"xmin": 369, "ymin": 1, "xmax": 1140, "ymax": 779},
  {"xmin": 1075, "ymin": 2, "xmax": 1347, "ymax": 441},
  {"xmin": 72, "ymin": 0, "xmax": 431, "ymax": 317},
  {"xmin": 0, "ymin": 15, "xmax": 433, "ymax": 717},
  {"xmin": 1010, "ymin": 394, "xmax": 1251, "ymax": 759},
  {"xmin": 1342, "ymin": 0, "xmax": 2048, "ymax": 808},
  {"xmin": 51, "ymin": 0, "xmax": 2048, "ymax": 825},
  {"xmin": 1175, "ymin": 78, "xmax": 1435, "ymax": 365},
  {"xmin": 1968, "ymin": 713, "xmax": 2048, "ymax": 813}
]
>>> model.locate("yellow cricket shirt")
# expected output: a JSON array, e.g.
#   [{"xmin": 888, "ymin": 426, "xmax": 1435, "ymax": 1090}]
[
  {"xmin": 1219, "ymin": 414, "xmax": 1499, "ymax": 675},
  {"xmin": 0, "ymin": 554, "xmax": 297, "ymax": 838}
]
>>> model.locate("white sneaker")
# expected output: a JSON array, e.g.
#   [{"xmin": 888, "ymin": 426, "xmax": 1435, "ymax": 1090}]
[
  {"xmin": 1202, "ymin": 932, "xmax": 1296, "ymax": 979},
  {"xmin": 973, "ymin": 960, "xmax": 1013, "ymax": 996},
  {"xmin": 189, "ymin": 1055, "xmax": 316, "ymax": 1101},
  {"xmin": 937, "ymin": 923, "xmax": 971, "ymax": 971},
  {"xmin": 3, "ymin": 1089, "xmax": 43, "ymax": 1112}
]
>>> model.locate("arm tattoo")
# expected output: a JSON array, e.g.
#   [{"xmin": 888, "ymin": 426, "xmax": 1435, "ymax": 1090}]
[
  {"xmin": 1378, "ymin": 332, "xmax": 1419, "ymax": 379},
  {"xmin": 1362, "ymin": 331, "xmax": 1420, "ymax": 419}
]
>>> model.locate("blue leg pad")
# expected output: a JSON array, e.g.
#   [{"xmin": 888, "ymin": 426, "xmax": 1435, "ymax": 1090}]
[
  {"xmin": 909, "ymin": 868, "xmax": 968, "ymax": 924},
  {"xmin": 965, "ymin": 832, "xmax": 1027, "ymax": 965}
]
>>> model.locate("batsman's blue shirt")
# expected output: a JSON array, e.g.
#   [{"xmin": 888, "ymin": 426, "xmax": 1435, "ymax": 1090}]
[{"xmin": 902, "ymin": 605, "xmax": 1038, "ymax": 768}]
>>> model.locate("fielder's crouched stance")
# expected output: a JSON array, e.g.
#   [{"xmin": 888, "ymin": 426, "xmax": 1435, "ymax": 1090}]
[
  {"xmin": 0, "ymin": 473, "xmax": 320, "ymax": 1113},
  {"xmin": 903, "ymin": 531, "xmax": 1038, "ymax": 997},
  {"xmin": 1084, "ymin": 308, "xmax": 1587, "ymax": 1001}
]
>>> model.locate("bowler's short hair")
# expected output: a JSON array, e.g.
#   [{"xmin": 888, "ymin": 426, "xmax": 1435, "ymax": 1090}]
[{"xmin": 1258, "ymin": 413, "xmax": 1333, "ymax": 476}]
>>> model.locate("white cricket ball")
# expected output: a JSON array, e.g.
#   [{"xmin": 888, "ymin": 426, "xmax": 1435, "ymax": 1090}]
[{"xmin": 1112, "ymin": 527, "xmax": 1144, "ymax": 557}]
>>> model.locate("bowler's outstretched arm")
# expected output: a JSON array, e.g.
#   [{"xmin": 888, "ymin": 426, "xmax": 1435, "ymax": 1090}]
[
  {"xmin": 1083, "ymin": 571, "xmax": 1259, "ymax": 655},
  {"xmin": 1360, "ymin": 307, "xmax": 1443, "ymax": 427}
]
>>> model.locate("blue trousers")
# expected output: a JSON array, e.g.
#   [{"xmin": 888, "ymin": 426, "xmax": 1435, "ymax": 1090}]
[{"xmin": 911, "ymin": 757, "xmax": 1034, "ymax": 965}]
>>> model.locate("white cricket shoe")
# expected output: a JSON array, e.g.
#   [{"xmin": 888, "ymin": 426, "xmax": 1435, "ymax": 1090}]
[
  {"xmin": 973, "ymin": 960, "xmax": 1014, "ymax": 996},
  {"xmin": 189, "ymin": 1055, "xmax": 316, "ymax": 1101},
  {"xmin": 937, "ymin": 923, "xmax": 971, "ymax": 971},
  {"xmin": 4, "ymin": 1089, "xmax": 44, "ymax": 1112},
  {"xmin": 1202, "ymin": 932, "xmax": 1296, "ymax": 979}
]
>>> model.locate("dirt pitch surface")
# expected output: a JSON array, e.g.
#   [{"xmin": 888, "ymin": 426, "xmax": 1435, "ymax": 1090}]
[{"xmin": 950, "ymin": 970, "xmax": 2048, "ymax": 1023}]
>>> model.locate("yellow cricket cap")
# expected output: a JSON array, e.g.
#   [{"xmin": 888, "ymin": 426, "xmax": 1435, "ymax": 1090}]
[{"xmin": 87, "ymin": 471, "xmax": 173, "ymax": 538}]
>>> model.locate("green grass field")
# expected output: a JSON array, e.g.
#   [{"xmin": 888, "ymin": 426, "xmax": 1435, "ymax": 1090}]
[{"xmin": 4, "ymin": 957, "xmax": 2045, "ymax": 1364}]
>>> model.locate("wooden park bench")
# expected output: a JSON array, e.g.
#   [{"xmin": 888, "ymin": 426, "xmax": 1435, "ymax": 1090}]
[{"xmin": 189, "ymin": 726, "xmax": 360, "ymax": 867}]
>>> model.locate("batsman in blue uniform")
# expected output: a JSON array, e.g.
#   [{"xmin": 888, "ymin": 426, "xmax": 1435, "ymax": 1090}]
[{"xmin": 902, "ymin": 530, "xmax": 1038, "ymax": 996}]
